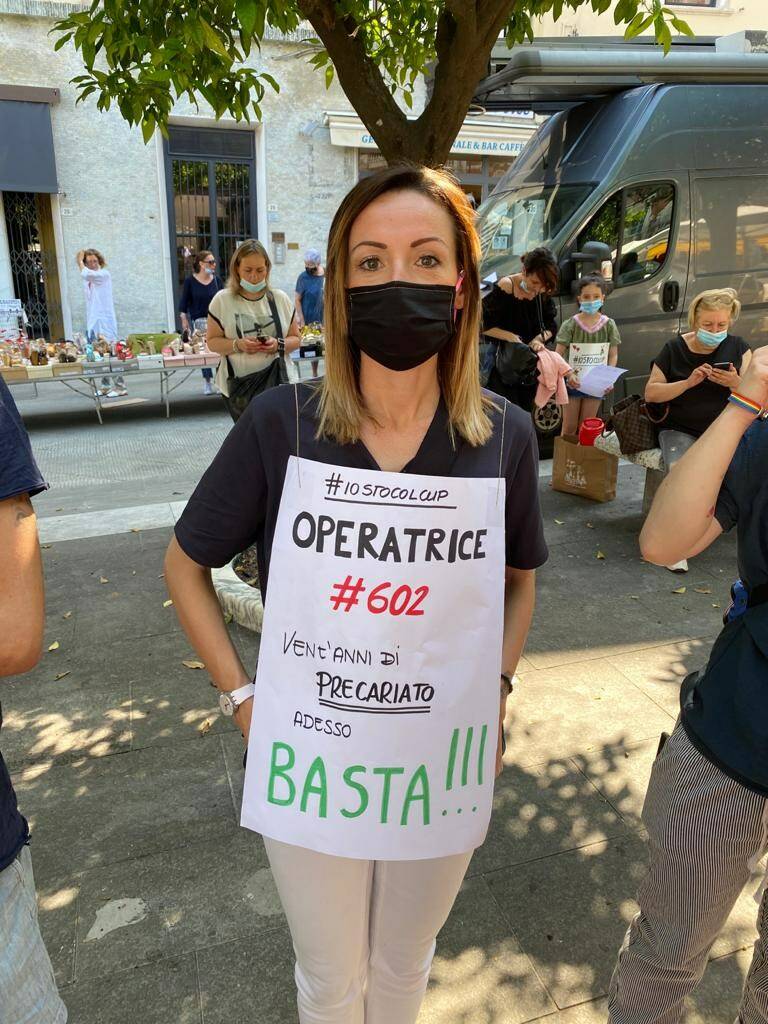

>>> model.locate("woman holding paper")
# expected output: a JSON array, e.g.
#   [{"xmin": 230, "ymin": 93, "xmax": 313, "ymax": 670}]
[{"xmin": 165, "ymin": 165, "xmax": 547, "ymax": 1024}]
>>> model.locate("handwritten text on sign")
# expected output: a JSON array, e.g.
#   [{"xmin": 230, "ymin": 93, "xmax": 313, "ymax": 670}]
[{"xmin": 241, "ymin": 457, "xmax": 506, "ymax": 860}]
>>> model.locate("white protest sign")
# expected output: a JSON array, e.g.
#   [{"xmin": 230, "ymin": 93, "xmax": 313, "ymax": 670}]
[
  {"xmin": 241, "ymin": 457, "xmax": 506, "ymax": 860},
  {"xmin": 568, "ymin": 341, "xmax": 610, "ymax": 375}
]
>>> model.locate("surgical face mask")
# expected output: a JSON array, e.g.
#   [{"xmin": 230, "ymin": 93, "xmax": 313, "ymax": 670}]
[
  {"xmin": 579, "ymin": 299, "xmax": 603, "ymax": 314},
  {"xmin": 697, "ymin": 327, "xmax": 728, "ymax": 348},
  {"xmin": 240, "ymin": 278, "xmax": 267, "ymax": 295},
  {"xmin": 203, "ymin": 265, "xmax": 215, "ymax": 275},
  {"xmin": 519, "ymin": 276, "xmax": 530, "ymax": 293},
  {"xmin": 347, "ymin": 279, "xmax": 458, "ymax": 372}
]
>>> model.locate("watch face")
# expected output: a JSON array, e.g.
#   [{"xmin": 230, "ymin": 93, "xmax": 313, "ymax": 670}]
[{"xmin": 219, "ymin": 692, "xmax": 235, "ymax": 716}]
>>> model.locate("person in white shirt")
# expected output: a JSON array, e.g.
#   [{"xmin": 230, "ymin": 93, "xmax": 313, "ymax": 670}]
[{"xmin": 76, "ymin": 248, "xmax": 126, "ymax": 398}]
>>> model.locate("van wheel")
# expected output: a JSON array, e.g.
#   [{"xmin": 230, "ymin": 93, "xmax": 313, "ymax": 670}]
[{"xmin": 533, "ymin": 400, "xmax": 562, "ymax": 457}]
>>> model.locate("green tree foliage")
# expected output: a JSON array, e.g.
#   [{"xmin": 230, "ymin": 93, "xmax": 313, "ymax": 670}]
[{"xmin": 53, "ymin": 0, "xmax": 691, "ymax": 164}]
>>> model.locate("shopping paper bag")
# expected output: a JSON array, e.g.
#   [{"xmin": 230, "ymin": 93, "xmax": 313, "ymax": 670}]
[{"xmin": 552, "ymin": 435, "xmax": 618, "ymax": 503}]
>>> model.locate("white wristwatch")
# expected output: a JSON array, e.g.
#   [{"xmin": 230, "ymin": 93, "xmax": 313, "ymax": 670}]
[{"xmin": 219, "ymin": 682, "xmax": 255, "ymax": 716}]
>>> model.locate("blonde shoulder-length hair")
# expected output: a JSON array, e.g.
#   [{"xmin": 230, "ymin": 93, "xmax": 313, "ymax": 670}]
[
  {"xmin": 687, "ymin": 287, "xmax": 742, "ymax": 328},
  {"xmin": 318, "ymin": 164, "xmax": 494, "ymax": 448},
  {"xmin": 226, "ymin": 239, "xmax": 272, "ymax": 293}
]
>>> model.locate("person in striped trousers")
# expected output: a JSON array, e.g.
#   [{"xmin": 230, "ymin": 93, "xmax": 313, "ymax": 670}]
[{"xmin": 608, "ymin": 346, "xmax": 768, "ymax": 1024}]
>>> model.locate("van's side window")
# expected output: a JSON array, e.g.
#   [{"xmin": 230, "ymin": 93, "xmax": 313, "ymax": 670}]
[
  {"xmin": 695, "ymin": 177, "xmax": 768, "ymax": 277},
  {"xmin": 577, "ymin": 183, "xmax": 675, "ymax": 287}
]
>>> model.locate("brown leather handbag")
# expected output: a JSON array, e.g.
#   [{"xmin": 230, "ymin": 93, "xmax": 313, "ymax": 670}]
[{"xmin": 608, "ymin": 395, "xmax": 668, "ymax": 455}]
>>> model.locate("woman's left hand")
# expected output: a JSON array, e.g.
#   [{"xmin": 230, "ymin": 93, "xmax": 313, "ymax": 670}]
[{"xmin": 709, "ymin": 363, "xmax": 740, "ymax": 389}]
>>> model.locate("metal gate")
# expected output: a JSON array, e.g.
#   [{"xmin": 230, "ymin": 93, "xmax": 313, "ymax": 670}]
[
  {"xmin": 164, "ymin": 126, "xmax": 258, "ymax": 324},
  {"xmin": 3, "ymin": 190, "xmax": 63, "ymax": 340}
]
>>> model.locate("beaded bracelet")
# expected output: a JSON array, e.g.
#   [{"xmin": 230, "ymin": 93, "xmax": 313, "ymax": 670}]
[{"xmin": 728, "ymin": 391, "xmax": 767, "ymax": 419}]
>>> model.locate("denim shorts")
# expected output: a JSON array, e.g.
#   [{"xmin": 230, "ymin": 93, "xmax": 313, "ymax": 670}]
[{"xmin": 0, "ymin": 845, "xmax": 67, "ymax": 1024}]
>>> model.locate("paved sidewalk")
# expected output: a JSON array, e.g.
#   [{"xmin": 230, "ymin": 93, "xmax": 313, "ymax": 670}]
[{"xmin": 4, "ymin": 405, "xmax": 761, "ymax": 1022}]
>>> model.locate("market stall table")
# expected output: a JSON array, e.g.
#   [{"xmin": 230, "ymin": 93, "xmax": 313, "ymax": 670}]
[{"xmin": 3, "ymin": 351, "xmax": 324, "ymax": 423}]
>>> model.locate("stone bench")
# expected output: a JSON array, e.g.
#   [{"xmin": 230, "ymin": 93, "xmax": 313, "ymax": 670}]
[
  {"xmin": 594, "ymin": 432, "xmax": 665, "ymax": 514},
  {"xmin": 212, "ymin": 562, "xmax": 263, "ymax": 633}
]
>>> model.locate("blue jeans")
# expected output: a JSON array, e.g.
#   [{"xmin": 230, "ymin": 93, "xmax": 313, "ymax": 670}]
[
  {"xmin": 0, "ymin": 845, "xmax": 67, "ymax": 1023},
  {"xmin": 202, "ymin": 368, "xmax": 213, "ymax": 380}
]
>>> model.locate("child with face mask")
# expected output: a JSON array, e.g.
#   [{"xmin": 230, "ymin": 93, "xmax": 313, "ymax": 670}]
[
  {"xmin": 645, "ymin": 288, "xmax": 753, "ymax": 572},
  {"xmin": 555, "ymin": 274, "xmax": 621, "ymax": 436}
]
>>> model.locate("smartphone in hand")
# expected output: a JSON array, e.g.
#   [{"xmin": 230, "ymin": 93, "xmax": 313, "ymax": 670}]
[{"xmin": 712, "ymin": 362, "xmax": 731, "ymax": 370}]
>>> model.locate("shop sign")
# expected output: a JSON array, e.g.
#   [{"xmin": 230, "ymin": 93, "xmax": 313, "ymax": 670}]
[{"xmin": 356, "ymin": 132, "xmax": 525, "ymax": 156}]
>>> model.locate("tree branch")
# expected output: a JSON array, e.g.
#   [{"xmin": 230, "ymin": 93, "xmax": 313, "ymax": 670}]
[
  {"xmin": 297, "ymin": 0, "xmax": 410, "ymax": 160},
  {"xmin": 414, "ymin": 0, "xmax": 516, "ymax": 165}
]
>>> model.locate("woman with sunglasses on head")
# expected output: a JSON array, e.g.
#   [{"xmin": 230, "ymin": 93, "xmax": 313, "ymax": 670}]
[
  {"xmin": 179, "ymin": 250, "xmax": 224, "ymax": 395},
  {"xmin": 165, "ymin": 166, "xmax": 547, "ymax": 1024}
]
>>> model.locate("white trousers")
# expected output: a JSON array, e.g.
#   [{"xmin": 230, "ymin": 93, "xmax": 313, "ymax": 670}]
[{"xmin": 263, "ymin": 836, "xmax": 473, "ymax": 1024}]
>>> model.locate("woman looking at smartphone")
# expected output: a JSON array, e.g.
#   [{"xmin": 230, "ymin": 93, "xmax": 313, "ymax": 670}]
[
  {"xmin": 206, "ymin": 239, "xmax": 301, "ymax": 418},
  {"xmin": 645, "ymin": 288, "xmax": 752, "ymax": 572}
]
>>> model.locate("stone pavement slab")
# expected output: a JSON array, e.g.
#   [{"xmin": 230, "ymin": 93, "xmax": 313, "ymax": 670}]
[
  {"xmin": 15, "ymin": 736, "xmax": 238, "ymax": 885},
  {"xmin": 1, "ymin": 671, "xmax": 132, "ymax": 766},
  {"xmin": 38, "ymin": 503, "xmax": 178, "ymax": 543},
  {"xmin": 603, "ymin": 638, "xmax": 717, "ymax": 718},
  {"xmin": 485, "ymin": 832, "xmax": 649, "ymax": 1009},
  {"xmin": 570, "ymin": 737, "xmax": 659, "ymax": 831},
  {"xmin": 72, "ymin": 830, "xmax": 280, "ymax": 981},
  {"xmin": 505, "ymin": 660, "xmax": 674, "ymax": 768},
  {"xmin": 684, "ymin": 949, "xmax": 756, "ymax": 1023},
  {"xmin": 196, "ymin": 925, "xmax": 299, "ymax": 1024},
  {"xmin": 468, "ymin": 758, "xmax": 633, "ymax": 878},
  {"xmin": 61, "ymin": 954, "xmax": 201, "ymax": 1024},
  {"xmin": 420, "ymin": 876, "xmax": 556, "ymax": 1024},
  {"xmin": 35, "ymin": 868, "xmax": 79, "ymax": 987}
]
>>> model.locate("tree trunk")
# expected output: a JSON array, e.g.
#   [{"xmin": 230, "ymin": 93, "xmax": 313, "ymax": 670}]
[{"xmin": 299, "ymin": 0, "xmax": 518, "ymax": 167}]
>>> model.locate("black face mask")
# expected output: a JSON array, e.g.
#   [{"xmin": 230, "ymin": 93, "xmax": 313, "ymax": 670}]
[
  {"xmin": 306, "ymin": 266, "xmax": 318, "ymax": 275},
  {"xmin": 347, "ymin": 280, "xmax": 457, "ymax": 372}
]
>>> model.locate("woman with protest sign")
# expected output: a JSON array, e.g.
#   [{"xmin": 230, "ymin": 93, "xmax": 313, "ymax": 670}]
[{"xmin": 165, "ymin": 165, "xmax": 548, "ymax": 1024}]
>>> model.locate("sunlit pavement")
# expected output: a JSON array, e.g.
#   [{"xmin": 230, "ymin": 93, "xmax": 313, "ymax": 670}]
[{"xmin": 5, "ymin": 391, "xmax": 757, "ymax": 1024}]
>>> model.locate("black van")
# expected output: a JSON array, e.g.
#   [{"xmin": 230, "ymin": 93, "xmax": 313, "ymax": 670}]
[{"xmin": 477, "ymin": 79, "xmax": 768, "ymax": 443}]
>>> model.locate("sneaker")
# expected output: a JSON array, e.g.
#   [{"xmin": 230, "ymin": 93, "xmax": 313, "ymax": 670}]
[
  {"xmin": 105, "ymin": 389, "xmax": 121, "ymax": 398},
  {"xmin": 116, "ymin": 387, "xmax": 128, "ymax": 397},
  {"xmin": 666, "ymin": 559, "xmax": 689, "ymax": 574},
  {"xmin": 96, "ymin": 387, "xmax": 109, "ymax": 397},
  {"xmin": 203, "ymin": 379, "xmax": 214, "ymax": 396}
]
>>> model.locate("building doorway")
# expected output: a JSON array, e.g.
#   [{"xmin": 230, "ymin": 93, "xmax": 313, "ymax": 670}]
[
  {"xmin": 164, "ymin": 126, "xmax": 258, "ymax": 324},
  {"xmin": 2, "ymin": 190, "xmax": 63, "ymax": 340}
]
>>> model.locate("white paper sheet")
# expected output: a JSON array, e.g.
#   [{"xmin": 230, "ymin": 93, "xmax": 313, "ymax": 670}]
[
  {"xmin": 578, "ymin": 365, "xmax": 627, "ymax": 398},
  {"xmin": 241, "ymin": 457, "xmax": 506, "ymax": 860}
]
